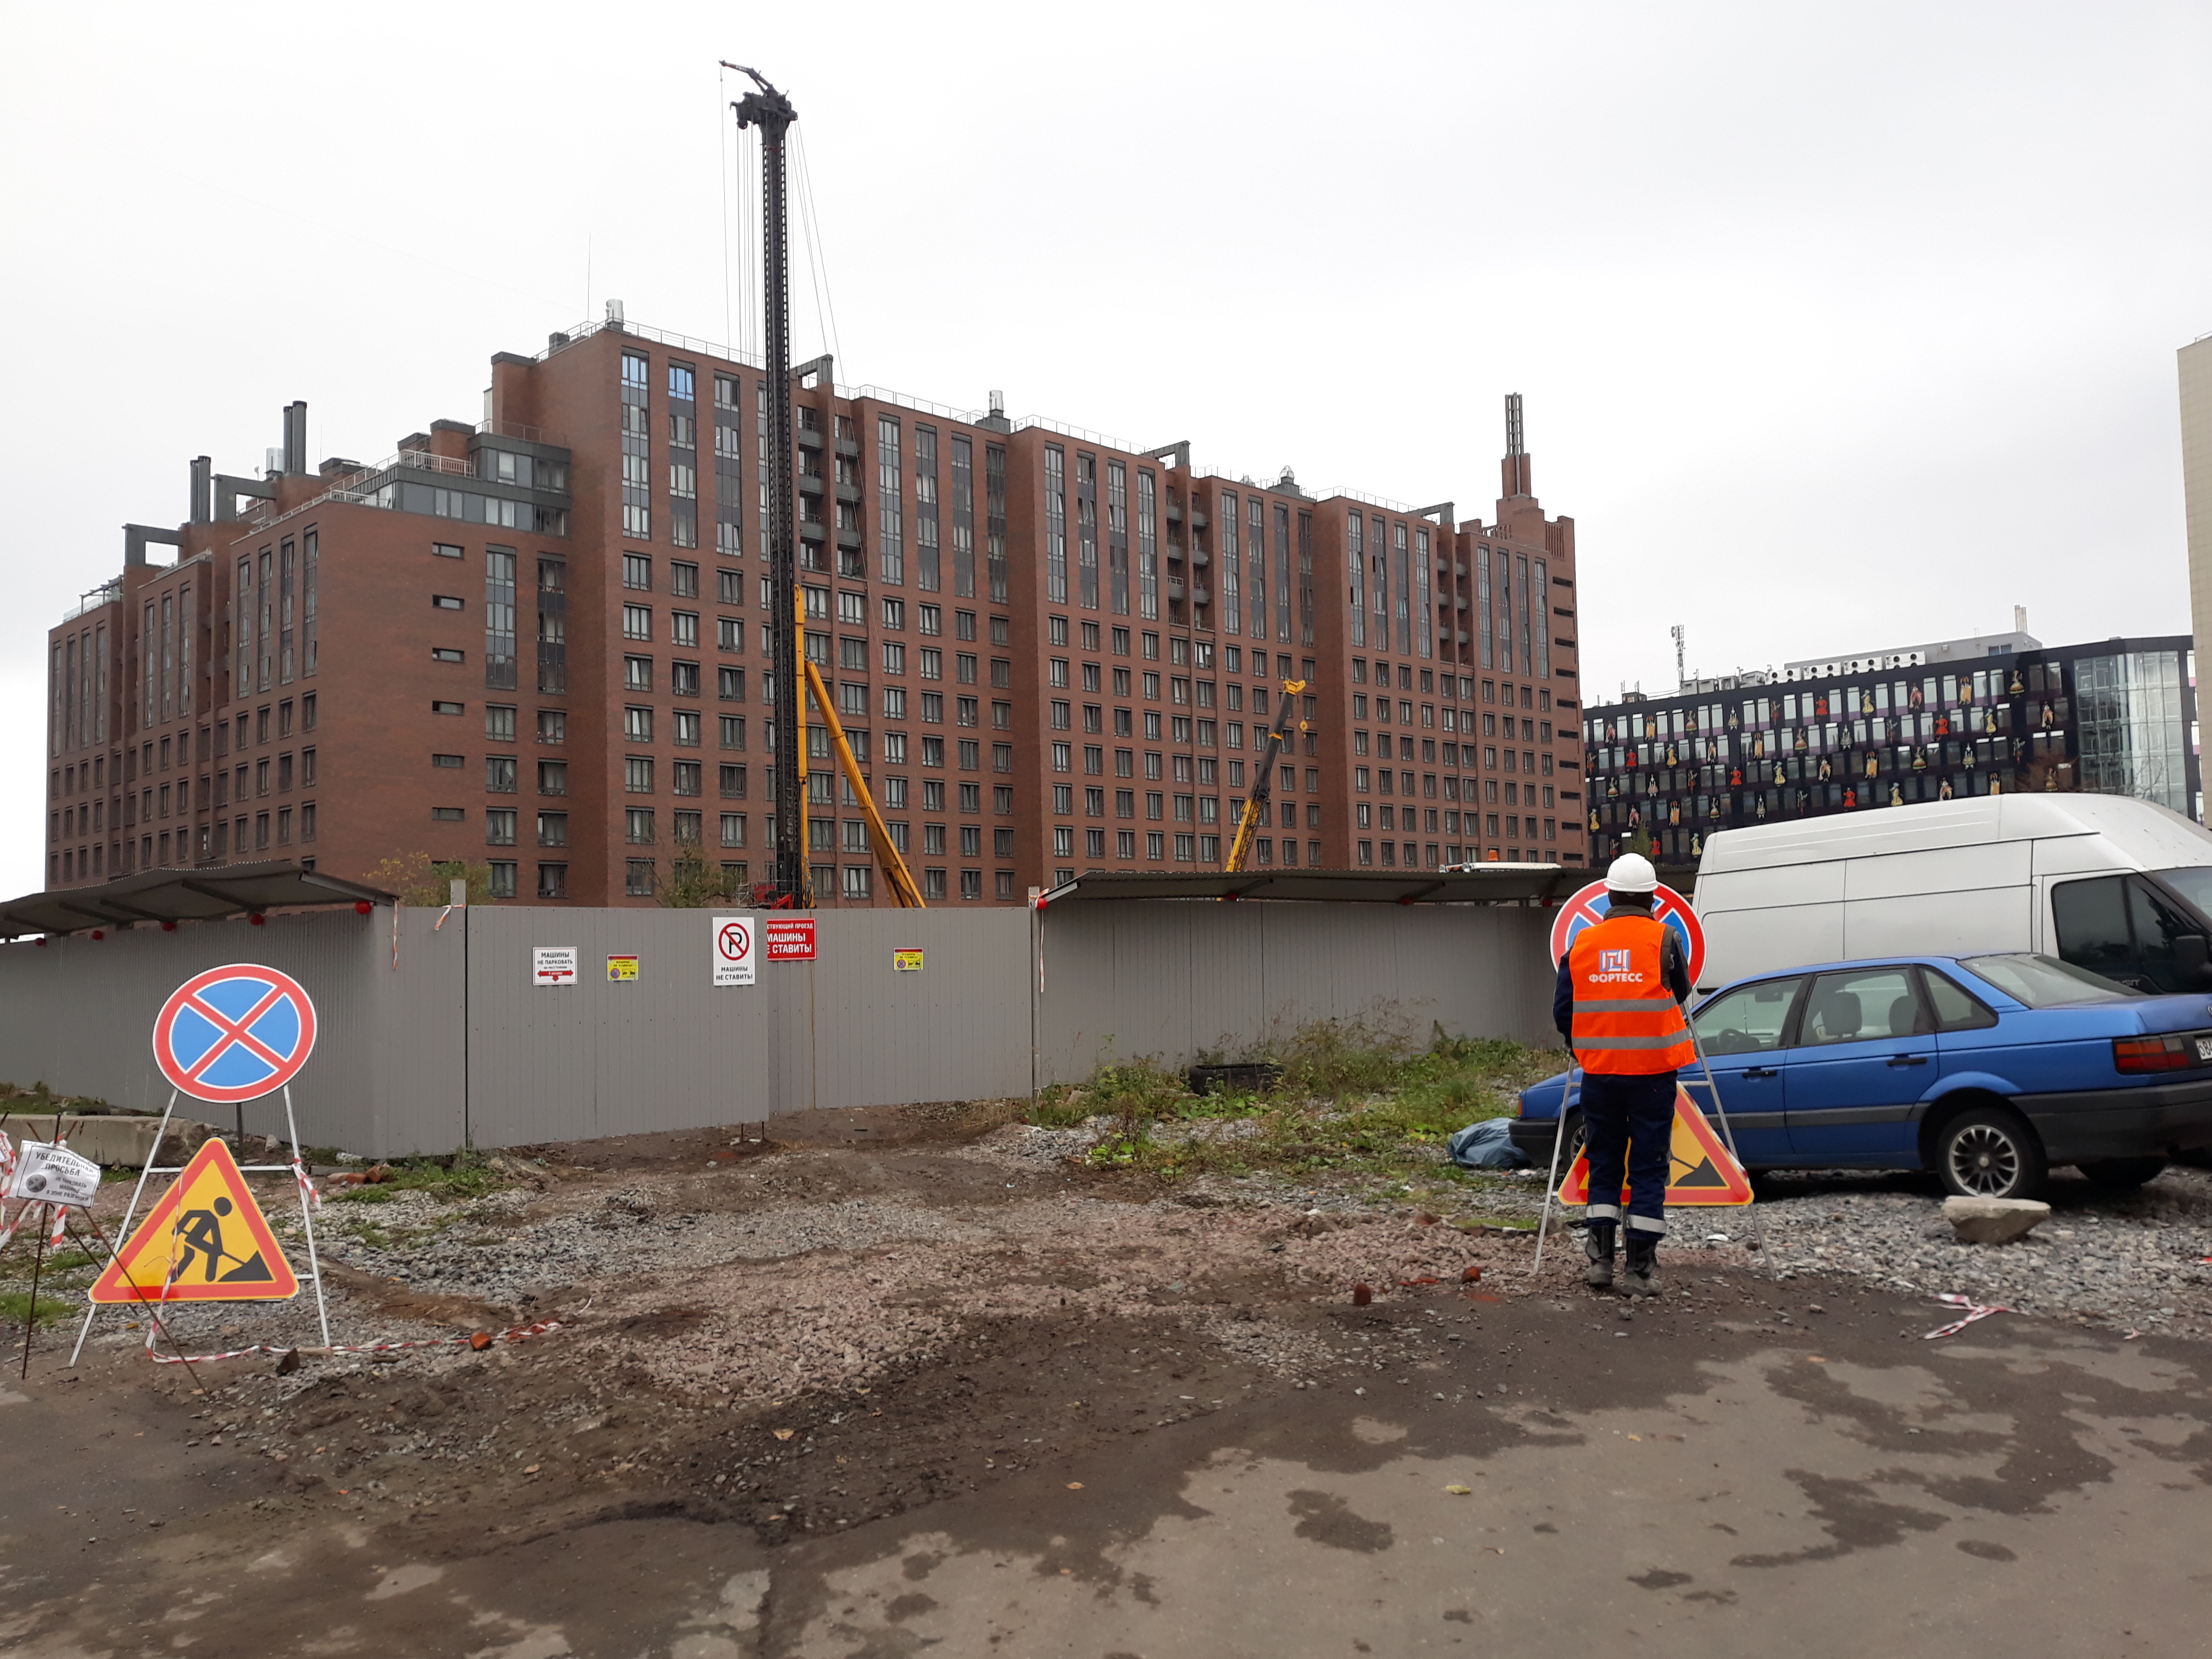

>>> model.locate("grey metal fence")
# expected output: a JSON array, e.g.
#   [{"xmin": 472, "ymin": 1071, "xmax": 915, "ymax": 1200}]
[{"xmin": 0, "ymin": 899, "xmax": 1556, "ymax": 1155}]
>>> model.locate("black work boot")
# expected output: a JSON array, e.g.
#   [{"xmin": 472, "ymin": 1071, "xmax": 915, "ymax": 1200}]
[
  {"xmin": 1582, "ymin": 1224, "xmax": 1617, "ymax": 1289},
  {"xmin": 1623, "ymin": 1234, "xmax": 1662, "ymax": 1298}
]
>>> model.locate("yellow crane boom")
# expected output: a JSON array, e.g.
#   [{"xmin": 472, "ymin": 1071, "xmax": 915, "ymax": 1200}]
[
  {"xmin": 1224, "ymin": 677, "xmax": 1308, "ymax": 873},
  {"xmin": 801, "ymin": 655, "xmax": 926, "ymax": 907}
]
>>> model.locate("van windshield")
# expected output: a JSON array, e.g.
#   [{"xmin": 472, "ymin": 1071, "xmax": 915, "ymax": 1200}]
[
  {"xmin": 2152, "ymin": 866, "xmax": 2212, "ymax": 922},
  {"xmin": 1959, "ymin": 953, "xmax": 2140, "ymax": 1008}
]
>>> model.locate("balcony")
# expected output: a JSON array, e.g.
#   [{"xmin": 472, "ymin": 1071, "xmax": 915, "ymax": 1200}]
[
  {"xmin": 799, "ymin": 520, "xmax": 828, "ymax": 542},
  {"xmin": 1167, "ymin": 578, "xmax": 1186, "ymax": 602},
  {"xmin": 1189, "ymin": 545, "xmax": 1210, "ymax": 567},
  {"xmin": 797, "ymin": 473, "xmax": 826, "ymax": 497},
  {"xmin": 834, "ymin": 435, "xmax": 861, "ymax": 458},
  {"xmin": 1165, "ymin": 499, "xmax": 1183, "ymax": 523},
  {"xmin": 1192, "ymin": 586, "xmax": 1213, "ymax": 607},
  {"xmin": 1190, "ymin": 507, "xmax": 1208, "ymax": 529},
  {"xmin": 796, "ymin": 425, "xmax": 825, "ymax": 450},
  {"xmin": 1165, "ymin": 539, "xmax": 1184, "ymax": 563},
  {"xmin": 836, "ymin": 526, "xmax": 863, "ymax": 550},
  {"xmin": 834, "ymin": 481, "xmax": 861, "ymax": 505}
]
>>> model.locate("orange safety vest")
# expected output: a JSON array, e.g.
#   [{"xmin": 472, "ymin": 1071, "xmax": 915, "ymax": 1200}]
[{"xmin": 1568, "ymin": 913, "xmax": 1695, "ymax": 1075}]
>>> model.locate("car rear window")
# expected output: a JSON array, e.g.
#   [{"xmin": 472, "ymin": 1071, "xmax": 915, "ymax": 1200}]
[{"xmin": 1959, "ymin": 953, "xmax": 2140, "ymax": 1008}]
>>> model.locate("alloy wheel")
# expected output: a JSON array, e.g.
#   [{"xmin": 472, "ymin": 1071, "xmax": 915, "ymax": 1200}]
[{"xmin": 1947, "ymin": 1122, "xmax": 2022, "ymax": 1197}]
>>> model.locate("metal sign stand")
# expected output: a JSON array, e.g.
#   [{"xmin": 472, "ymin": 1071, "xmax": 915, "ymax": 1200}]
[
  {"xmin": 67, "ymin": 1086, "xmax": 330, "ymax": 1367},
  {"xmin": 1530, "ymin": 1065, "xmax": 1576, "ymax": 1274}
]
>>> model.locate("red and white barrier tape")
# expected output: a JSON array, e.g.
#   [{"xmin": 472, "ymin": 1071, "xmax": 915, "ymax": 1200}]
[
  {"xmin": 145, "ymin": 1317, "xmax": 564, "ymax": 1366},
  {"xmin": 1923, "ymin": 1292, "xmax": 2014, "ymax": 1340},
  {"xmin": 290, "ymin": 1156, "xmax": 323, "ymax": 1213}
]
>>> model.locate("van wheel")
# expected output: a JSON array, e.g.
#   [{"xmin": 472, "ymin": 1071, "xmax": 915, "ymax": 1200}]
[
  {"xmin": 1935, "ymin": 1107, "xmax": 2048, "ymax": 1201},
  {"xmin": 2079, "ymin": 1156, "xmax": 2165, "ymax": 1190}
]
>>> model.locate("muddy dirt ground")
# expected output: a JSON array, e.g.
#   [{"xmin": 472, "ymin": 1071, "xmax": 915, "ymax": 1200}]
[{"xmin": 3, "ymin": 1111, "xmax": 2208, "ymax": 1656}]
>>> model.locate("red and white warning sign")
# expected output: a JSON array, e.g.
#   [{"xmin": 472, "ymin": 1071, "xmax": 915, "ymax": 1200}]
[
  {"xmin": 763, "ymin": 918, "xmax": 816, "ymax": 962},
  {"xmin": 713, "ymin": 914, "xmax": 757, "ymax": 987}
]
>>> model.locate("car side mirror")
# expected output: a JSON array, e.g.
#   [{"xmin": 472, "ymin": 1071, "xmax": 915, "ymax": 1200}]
[{"xmin": 2178, "ymin": 933, "xmax": 2212, "ymax": 987}]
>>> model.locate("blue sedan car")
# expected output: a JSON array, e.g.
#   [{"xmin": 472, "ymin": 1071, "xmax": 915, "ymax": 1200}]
[{"xmin": 1508, "ymin": 953, "xmax": 2212, "ymax": 1201}]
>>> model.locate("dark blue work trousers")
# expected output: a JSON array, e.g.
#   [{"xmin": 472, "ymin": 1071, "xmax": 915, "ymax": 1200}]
[{"xmin": 1580, "ymin": 1070, "xmax": 1675, "ymax": 1237}]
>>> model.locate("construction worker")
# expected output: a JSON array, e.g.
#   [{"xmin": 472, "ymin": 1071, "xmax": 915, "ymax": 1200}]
[{"xmin": 1553, "ymin": 852, "xmax": 1693, "ymax": 1296}]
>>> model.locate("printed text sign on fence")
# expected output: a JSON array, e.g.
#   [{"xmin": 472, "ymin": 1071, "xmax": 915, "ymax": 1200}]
[{"xmin": 151, "ymin": 964, "xmax": 319, "ymax": 1104}]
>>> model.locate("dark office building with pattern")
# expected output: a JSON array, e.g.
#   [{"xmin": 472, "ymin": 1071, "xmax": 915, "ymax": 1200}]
[
  {"xmin": 1583, "ymin": 627, "xmax": 2200, "ymax": 867},
  {"xmin": 42, "ymin": 313, "xmax": 1590, "ymax": 905}
]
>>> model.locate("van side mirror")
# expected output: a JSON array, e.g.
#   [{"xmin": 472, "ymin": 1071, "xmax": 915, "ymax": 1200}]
[{"xmin": 2178, "ymin": 933, "xmax": 2211, "ymax": 987}]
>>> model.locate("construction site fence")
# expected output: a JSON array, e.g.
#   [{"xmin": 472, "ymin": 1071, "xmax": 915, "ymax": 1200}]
[{"xmin": 0, "ymin": 900, "xmax": 1556, "ymax": 1156}]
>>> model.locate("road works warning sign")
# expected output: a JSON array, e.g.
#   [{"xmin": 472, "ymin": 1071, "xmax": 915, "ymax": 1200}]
[
  {"xmin": 1558, "ymin": 1088, "xmax": 1753, "ymax": 1207},
  {"xmin": 89, "ymin": 1139, "xmax": 301, "ymax": 1303}
]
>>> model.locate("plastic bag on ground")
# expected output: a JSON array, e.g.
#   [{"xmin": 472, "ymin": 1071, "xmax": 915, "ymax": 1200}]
[{"xmin": 1448, "ymin": 1117, "xmax": 1529, "ymax": 1170}]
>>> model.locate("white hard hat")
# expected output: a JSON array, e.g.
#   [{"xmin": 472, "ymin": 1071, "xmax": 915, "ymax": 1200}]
[{"xmin": 1605, "ymin": 852, "xmax": 1659, "ymax": 894}]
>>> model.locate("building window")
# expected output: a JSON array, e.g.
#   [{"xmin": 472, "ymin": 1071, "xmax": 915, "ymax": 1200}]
[
  {"xmin": 485, "ymin": 809, "xmax": 517, "ymax": 846},
  {"xmin": 538, "ymin": 862, "xmax": 569, "ymax": 898},
  {"xmin": 626, "ymin": 807, "xmax": 656, "ymax": 845},
  {"xmin": 625, "ymin": 756, "xmax": 655, "ymax": 793},
  {"xmin": 625, "ymin": 859, "xmax": 655, "ymax": 896},
  {"xmin": 485, "ymin": 756, "xmax": 517, "ymax": 793},
  {"xmin": 625, "ymin": 656, "xmax": 653, "ymax": 692},
  {"xmin": 537, "ymin": 812, "xmax": 568, "ymax": 846},
  {"xmin": 431, "ymin": 806, "xmax": 465, "ymax": 823},
  {"xmin": 485, "ymin": 549, "xmax": 517, "ymax": 689},
  {"xmin": 623, "ymin": 603, "xmax": 652, "ymax": 641}
]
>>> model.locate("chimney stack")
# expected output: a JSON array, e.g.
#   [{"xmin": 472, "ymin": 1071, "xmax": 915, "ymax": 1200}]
[
  {"xmin": 190, "ymin": 455, "xmax": 212, "ymax": 525},
  {"xmin": 282, "ymin": 400, "xmax": 308, "ymax": 476}
]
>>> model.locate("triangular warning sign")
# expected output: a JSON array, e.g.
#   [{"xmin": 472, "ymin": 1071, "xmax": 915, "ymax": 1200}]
[
  {"xmin": 1559, "ymin": 1087, "xmax": 1753, "ymax": 1208},
  {"xmin": 89, "ymin": 1139, "xmax": 300, "ymax": 1304}
]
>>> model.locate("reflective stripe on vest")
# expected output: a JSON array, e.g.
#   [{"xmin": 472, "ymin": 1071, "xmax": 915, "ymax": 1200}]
[{"xmin": 1567, "ymin": 912, "xmax": 1695, "ymax": 1074}]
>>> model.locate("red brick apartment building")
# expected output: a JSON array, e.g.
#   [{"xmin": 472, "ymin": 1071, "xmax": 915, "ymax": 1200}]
[{"xmin": 42, "ymin": 318, "xmax": 1587, "ymax": 905}]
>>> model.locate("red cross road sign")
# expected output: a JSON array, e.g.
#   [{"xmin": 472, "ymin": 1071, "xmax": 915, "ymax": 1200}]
[
  {"xmin": 1547, "ymin": 879, "xmax": 1705, "ymax": 983},
  {"xmin": 151, "ymin": 964, "xmax": 319, "ymax": 1105}
]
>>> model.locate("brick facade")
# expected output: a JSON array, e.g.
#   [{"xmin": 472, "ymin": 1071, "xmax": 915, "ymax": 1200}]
[{"xmin": 41, "ymin": 320, "xmax": 1588, "ymax": 903}]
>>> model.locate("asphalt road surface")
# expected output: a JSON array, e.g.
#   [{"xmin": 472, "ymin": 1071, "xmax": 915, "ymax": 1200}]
[{"xmin": 4, "ymin": 1274, "xmax": 2205, "ymax": 1657}]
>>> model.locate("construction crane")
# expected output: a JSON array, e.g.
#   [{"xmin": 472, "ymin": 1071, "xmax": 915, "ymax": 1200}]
[
  {"xmin": 1224, "ymin": 678, "xmax": 1309, "ymax": 873},
  {"xmin": 729, "ymin": 64, "xmax": 921, "ymax": 908},
  {"xmin": 800, "ymin": 654, "xmax": 926, "ymax": 906}
]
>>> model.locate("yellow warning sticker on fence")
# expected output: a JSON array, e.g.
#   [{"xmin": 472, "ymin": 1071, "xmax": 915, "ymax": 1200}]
[
  {"xmin": 1559, "ymin": 1088, "xmax": 1753, "ymax": 1207},
  {"xmin": 893, "ymin": 949, "xmax": 924, "ymax": 972},
  {"xmin": 89, "ymin": 1139, "xmax": 300, "ymax": 1303},
  {"xmin": 607, "ymin": 954, "xmax": 640, "ymax": 983}
]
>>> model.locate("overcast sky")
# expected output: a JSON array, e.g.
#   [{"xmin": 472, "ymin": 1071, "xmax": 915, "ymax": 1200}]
[{"xmin": 3, "ymin": 2, "xmax": 2207, "ymax": 891}]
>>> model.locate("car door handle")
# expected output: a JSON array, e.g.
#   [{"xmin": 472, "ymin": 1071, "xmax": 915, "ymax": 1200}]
[
  {"xmin": 1886, "ymin": 1055, "xmax": 1929, "ymax": 1067},
  {"xmin": 1743, "ymin": 1066, "xmax": 1779, "ymax": 1079}
]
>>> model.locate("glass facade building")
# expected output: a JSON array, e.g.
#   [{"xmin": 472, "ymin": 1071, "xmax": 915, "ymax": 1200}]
[{"xmin": 1583, "ymin": 635, "xmax": 2200, "ymax": 867}]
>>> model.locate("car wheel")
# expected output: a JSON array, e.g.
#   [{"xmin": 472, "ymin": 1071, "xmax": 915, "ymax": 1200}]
[
  {"xmin": 2078, "ymin": 1156, "xmax": 2166, "ymax": 1190},
  {"xmin": 1935, "ymin": 1107, "xmax": 2048, "ymax": 1201}
]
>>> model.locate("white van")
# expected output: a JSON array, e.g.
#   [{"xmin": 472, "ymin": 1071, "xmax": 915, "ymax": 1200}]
[{"xmin": 1692, "ymin": 795, "xmax": 2212, "ymax": 993}]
